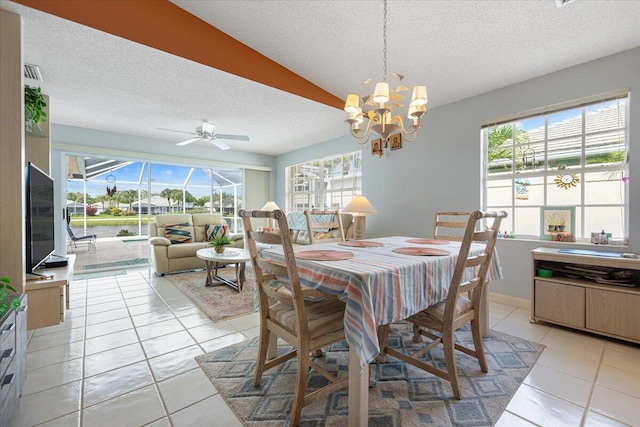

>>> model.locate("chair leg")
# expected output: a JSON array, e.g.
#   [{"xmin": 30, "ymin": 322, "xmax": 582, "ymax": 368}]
[
  {"xmin": 377, "ymin": 324, "xmax": 390, "ymax": 363},
  {"xmin": 443, "ymin": 330, "xmax": 461, "ymax": 399},
  {"xmin": 290, "ymin": 350, "xmax": 309, "ymax": 427},
  {"xmin": 471, "ymin": 318, "xmax": 488, "ymax": 373},
  {"xmin": 412, "ymin": 324, "xmax": 422, "ymax": 343},
  {"xmin": 253, "ymin": 327, "xmax": 271, "ymax": 387}
]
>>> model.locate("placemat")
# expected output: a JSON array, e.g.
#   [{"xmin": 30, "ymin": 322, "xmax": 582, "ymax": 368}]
[
  {"xmin": 393, "ymin": 247, "xmax": 451, "ymax": 256},
  {"xmin": 295, "ymin": 250, "xmax": 354, "ymax": 261},
  {"xmin": 406, "ymin": 238, "xmax": 450, "ymax": 245},
  {"xmin": 338, "ymin": 241, "xmax": 384, "ymax": 248}
]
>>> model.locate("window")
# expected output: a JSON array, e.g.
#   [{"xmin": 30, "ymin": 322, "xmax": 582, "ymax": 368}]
[
  {"xmin": 483, "ymin": 94, "xmax": 628, "ymax": 242},
  {"xmin": 286, "ymin": 151, "xmax": 362, "ymax": 212}
]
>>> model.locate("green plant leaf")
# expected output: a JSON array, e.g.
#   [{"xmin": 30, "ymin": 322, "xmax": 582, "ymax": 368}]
[
  {"xmin": 10, "ymin": 297, "xmax": 21, "ymax": 311},
  {"xmin": 0, "ymin": 290, "xmax": 7, "ymax": 301},
  {"xmin": 0, "ymin": 304, "xmax": 7, "ymax": 317}
]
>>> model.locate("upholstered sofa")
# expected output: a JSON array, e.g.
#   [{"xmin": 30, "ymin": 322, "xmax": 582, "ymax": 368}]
[{"xmin": 149, "ymin": 213, "xmax": 244, "ymax": 275}]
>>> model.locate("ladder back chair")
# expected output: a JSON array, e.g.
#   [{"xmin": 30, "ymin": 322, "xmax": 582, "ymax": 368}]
[
  {"xmin": 239, "ymin": 209, "xmax": 349, "ymax": 426},
  {"xmin": 378, "ymin": 210, "xmax": 507, "ymax": 399},
  {"xmin": 433, "ymin": 211, "xmax": 472, "ymax": 242},
  {"xmin": 304, "ymin": 209, "xmax": 345, "ymax": 245}
]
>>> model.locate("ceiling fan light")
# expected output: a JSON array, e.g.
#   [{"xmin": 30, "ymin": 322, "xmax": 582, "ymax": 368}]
[
  {"xmin": 344, "ymin": 94, "xmax": 360, "ymax": 113},
  {"xmin": 372, "ymin": 81, "xmax": 389, "ymax": 104},
  {"xmin": 410, "ymin": 85, "xmax": 428, "ymax": 106}
]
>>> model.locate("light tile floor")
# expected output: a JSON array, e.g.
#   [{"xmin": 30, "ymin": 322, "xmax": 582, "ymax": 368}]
[{"xmin": 8, "ymin": 268, "xmax": 640, "ymax": 427}]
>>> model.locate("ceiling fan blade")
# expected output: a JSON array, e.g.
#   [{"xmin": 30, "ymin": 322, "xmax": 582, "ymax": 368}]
[
  {"xmin": 158, "ymin": 127, "xmax": 196, "ymax": 135},
  {"xmin": 176, "ymin": 137, "xmax": 201, "ymax": 146},
  {"xmin": 210, "ymin": 140, "xmax": 230, "ymax": 150},
  {"xmin": 215, "ymin": 134, "xmax": 250, "ymax": 141}
]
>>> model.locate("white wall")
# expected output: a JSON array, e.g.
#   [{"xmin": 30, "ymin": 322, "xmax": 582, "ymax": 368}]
[{"xmin": 275, "ymin": 47, "xmax": 640, "ymax": 300}]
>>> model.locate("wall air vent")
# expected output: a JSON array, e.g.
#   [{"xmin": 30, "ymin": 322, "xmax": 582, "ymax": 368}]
[
  {"xmin": 24, "ymin": 63, "xmax": 43, "ymax": 81},
  {"xmin": 555, "ymin": 0, "xmax": 576, "ymax": 7}
]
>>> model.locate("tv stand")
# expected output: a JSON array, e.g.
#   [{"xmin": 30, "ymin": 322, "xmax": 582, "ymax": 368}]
[{"xmin": 24, "ymin": 254, "xmax": 75, "ymax": 330}]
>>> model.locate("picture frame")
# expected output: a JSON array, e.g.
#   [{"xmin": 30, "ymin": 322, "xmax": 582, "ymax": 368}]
[
  {"xmin": 371, "ymin": 139, "xmax": 381, "ymax": 155},
  {"xmin": 539, "ymin": 206, "xmax": 575, "ymax": 241},
  {"xmin": 390, "ymin": 133, "xmax": 402, "ymax": 151}
]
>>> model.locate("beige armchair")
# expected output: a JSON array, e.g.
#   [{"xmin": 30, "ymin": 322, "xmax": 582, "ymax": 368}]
[{"xmin": 149, "ymin": 213, "xmax": 243, "ymax": 275}]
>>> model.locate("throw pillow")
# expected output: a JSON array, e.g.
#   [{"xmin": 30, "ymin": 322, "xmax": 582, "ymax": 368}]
[
  {"xmin": 164, "ymin": 223, "xmax": 192, "ymax": 244},
  {"xmin": 204, "ymin": 224, "xmax": 228, "ymax": 242}
]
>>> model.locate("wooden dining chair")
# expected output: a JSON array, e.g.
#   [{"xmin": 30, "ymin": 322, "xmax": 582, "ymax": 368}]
[
  {"xmin": 378, "ymin": 210, "xmax": 507, "ymax": 399},
  {"xmin": 304, "ymin": 209, "xmax": 345, "ymax": 244},
  {"xmin": 433, "ymin": 211, "xmax": 472, "ymax": 242},
  {"xmin": 239, "ymin": 209, "xmax": 349, "ymax": 426}
]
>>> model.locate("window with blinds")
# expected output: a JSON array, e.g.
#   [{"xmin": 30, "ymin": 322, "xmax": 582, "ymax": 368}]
[
  {"xmin": 286, "ymin": 151, "xmax": 362, "ymax": 213},
  {"xmin": 482, "ymin": 94, "xmax": 628, "ymax": 242}
]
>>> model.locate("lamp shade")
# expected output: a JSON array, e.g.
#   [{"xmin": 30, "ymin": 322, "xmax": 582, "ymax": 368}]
[
  {"xmin": 343, "ymin": 196, "xmax": 377, "ymax": 216},
  {"xmin": 372, "ymin": 81, "xmax": 390, "ymax": 104},
  {"xmin": 261, "ymin": 201, "xmax": 280, "ymax": 211},
  {"xmin": 410, "ymin": 85, "xmax": 428, "ymax": 106},
  {"xmin": 344, "ymin": 94, "xmax": 360, "ymax": 113}
]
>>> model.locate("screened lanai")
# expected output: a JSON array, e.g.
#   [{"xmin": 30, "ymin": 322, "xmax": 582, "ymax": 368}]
[{"xmin": 65, "ymin": 155, "xmax": 248, "ymax": 272}]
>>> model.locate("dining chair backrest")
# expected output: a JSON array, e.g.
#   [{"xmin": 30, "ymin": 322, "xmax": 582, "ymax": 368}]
[
  {"xmin": 443, "ymin": 210, "xmax": 506, "ymax": 323},
  {"xmin": 240, "ymin": 209, "xmax": 309, "ymax": 330},
  {"xmin": 304, "ymin": 209, "xmax": 345, "ymax": 245},
  {"xmin": 433, "ymin": 211, "xmax": 471, "ymax": 242}
]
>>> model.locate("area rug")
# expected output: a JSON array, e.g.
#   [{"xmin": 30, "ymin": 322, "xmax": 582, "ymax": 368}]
[
  {"xmin": 166, "ymin": 267, "xmax": 256, "ymax": 322},
  {"xmin": 196, "ymin": 324, "xmax": 544, "ymax": 426}
]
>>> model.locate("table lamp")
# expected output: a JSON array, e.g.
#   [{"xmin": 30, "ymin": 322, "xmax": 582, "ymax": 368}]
[
  {"xmin": 343, "ymin": 196, "xmax": 377, "ymax": 240},
  {"xmin": 260, "ymin": 201, "xmax": 280, "ymax": 229}
]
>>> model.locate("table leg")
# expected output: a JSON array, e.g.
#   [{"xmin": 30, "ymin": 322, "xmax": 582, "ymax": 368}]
[
  {"xmin": 348, "ymin": 347, "xmax": 368, "ymax": 427},
  {"xmin": 205, "ymin": 261, "xmax": 213, "ymax": 287},
  {"xmin": 238, "ymin": 262, "xmax": 246, "ymax": 292}
]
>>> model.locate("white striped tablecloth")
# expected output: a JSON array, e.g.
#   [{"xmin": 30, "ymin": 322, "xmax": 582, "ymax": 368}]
[{"xmin": 260, "ymin": 236, "xmax": 503, "ymax": 369}]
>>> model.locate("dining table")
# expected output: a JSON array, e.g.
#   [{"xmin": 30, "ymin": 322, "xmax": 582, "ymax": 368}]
[{"xmin": 260, "ymin": 236, "xmax": 503, "ymax": 427}]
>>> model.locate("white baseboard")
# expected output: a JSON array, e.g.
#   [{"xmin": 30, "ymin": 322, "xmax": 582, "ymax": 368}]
[{"xmin": 490, "ymin": 292, "xmax": 530, "ymax": 309}]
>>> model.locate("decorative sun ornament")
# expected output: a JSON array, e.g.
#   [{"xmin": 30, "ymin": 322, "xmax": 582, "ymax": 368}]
[{"xmin": 555, "ymin": 173, "xmax": 579, "ymax": 189}]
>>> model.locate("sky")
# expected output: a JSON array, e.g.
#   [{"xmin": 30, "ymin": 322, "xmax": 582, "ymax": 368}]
[{"xmin": 67, "ymin": 161, "xmax": 241, "ymax": 199}]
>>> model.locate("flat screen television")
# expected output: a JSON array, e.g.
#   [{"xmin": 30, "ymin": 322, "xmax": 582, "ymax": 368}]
[{"xmin": 26, "ymin": 162, "xmax": 55, "ymax": 273}]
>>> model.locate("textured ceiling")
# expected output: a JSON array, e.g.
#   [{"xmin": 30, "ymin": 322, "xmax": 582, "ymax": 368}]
[{"xmin": 3, "ymin": 0, "xmax": 640, "ymax": 156}]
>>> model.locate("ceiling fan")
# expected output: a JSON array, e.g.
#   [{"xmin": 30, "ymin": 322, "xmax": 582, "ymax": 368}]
[{"xmin": 159, "ymin": 120, "xmax": 249, "ymax": 150}]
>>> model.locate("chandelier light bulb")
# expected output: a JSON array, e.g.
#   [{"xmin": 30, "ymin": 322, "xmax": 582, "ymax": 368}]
[
  {"xmin": 410, "ymin": 85, "xmax": 428, "ymax": 106},
  {"xmin": 372, "ymin": 81, "xmax": 389, "ymax": 104},
  {"xmin": 344, "ymin": 94, "xmax": 360, "ymax": 113}
]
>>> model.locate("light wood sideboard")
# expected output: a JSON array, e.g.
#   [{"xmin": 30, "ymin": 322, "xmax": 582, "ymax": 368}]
[
  {"xmin": 531, "ymin": 247, "xmax": 640, "ymax": 344},
  {"xmin": 23, "ymin": 255, "xmax": 75, "ymax": 330}
]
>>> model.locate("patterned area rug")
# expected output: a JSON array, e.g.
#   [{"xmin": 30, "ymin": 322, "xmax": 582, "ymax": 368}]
[
  {"xmin": 165, "ymin": 267, "xmax": 256, "ymax": 322},
  {"xmin": 196, "ymin": 324, "xmax": 544, "ymax": 426}
]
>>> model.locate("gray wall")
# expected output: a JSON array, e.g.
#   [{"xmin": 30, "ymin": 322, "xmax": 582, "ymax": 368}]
[{"xmin": 274, "ymin": 47, "xmax": 640, "ymax": 301}]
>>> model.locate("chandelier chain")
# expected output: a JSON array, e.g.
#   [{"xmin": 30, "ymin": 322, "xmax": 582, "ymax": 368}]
[{"xmin": 382, "ymin": 0, "xmax": 387, "ymax": 81}]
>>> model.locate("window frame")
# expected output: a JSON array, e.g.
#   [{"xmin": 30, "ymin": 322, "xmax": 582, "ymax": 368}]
[
  {"xmin": 286, "ymin": 151, "xmax": 362, "ymax": 213},
  {"xmin": 482, "ymin": 92, "xmax": 629, "ymax": 243}
]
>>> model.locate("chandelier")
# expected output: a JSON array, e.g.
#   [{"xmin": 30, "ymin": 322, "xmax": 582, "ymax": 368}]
[{"xmin": 344, "ymin": 0, "xmax": 428, "ymax": 159}]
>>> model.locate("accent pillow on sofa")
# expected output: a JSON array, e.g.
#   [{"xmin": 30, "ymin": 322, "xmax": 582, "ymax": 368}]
[
  {"xmin": 164, "ymin": 223, "xmax": 193, "ymax": 244},
  {"xmin": 204, "ymin": 224, "xmax": 228, "ymax": 242}
]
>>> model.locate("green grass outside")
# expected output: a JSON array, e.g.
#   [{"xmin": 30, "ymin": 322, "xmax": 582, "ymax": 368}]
[{"xmin": 70, "ymin": 217, "xmax": 153, "ymax": 226}]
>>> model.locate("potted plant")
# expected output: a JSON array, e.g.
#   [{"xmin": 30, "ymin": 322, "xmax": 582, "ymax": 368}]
[
  {"xmin": 24, "ymin": 85, "xmax": 47, "ymax": 126},
  {"xmin": 209, "ymin": 235, "xmax": 232, "ymax": 254},
  {"xmin": 0, "ymin": 277, "xmax": 21, "ymax": 317}
]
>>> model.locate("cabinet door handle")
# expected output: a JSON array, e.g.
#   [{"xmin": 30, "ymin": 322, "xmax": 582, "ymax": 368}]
[
  {"xmin": 1, "ymin": 348, "xmax": 14, "ymax": 360},
  {"xmin": 1, "ymin": 373, "xmax": 14, "ymax": 389},
  {"xmin": 0, "ymin": 323, "xmax": 15, "ymax": 335},
  {"xmin": 18, "ymin": 305, "xmax": 28, "ymax": 313}
]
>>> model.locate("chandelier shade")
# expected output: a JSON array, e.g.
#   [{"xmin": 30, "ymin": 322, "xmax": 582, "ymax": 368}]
[{"xmin": 344, "ymin": 0, "xmax": 427, "ymax": 158}]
